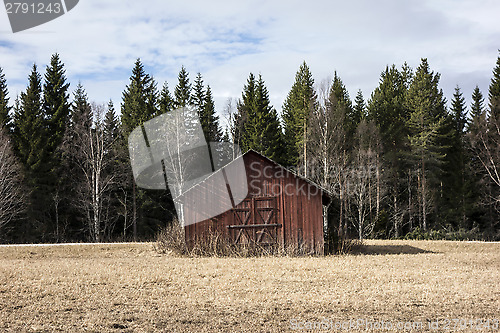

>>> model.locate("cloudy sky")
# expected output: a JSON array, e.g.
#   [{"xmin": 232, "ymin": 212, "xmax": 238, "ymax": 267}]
[{"xmin": 1, "ymin": 0, "xmax": 499, "ymax": 125}]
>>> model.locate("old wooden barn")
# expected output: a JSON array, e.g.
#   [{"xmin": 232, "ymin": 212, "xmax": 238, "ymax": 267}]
[{"xmin": 183, "ymin": 150, "xmax": 331, "ymax": 254}]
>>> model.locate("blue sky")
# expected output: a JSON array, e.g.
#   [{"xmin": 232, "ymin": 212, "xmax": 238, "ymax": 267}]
[{"xmin": 1, "ymin": 0, "xmax": 499, "ymax": 127}]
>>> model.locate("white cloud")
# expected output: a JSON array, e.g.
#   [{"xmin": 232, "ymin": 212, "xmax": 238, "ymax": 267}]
[{"xmin": 0, "ymin": 0, "xmax": 499, "ymax": 116}]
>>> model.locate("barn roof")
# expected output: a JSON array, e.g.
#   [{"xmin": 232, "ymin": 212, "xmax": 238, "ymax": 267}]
[
  {"xmin": 244, "ymin": 150, "xmax": 332, "ymax": 206},
  {"xmin": 175, "ymin": 149, "xmax": 332, "ymax": 206}
]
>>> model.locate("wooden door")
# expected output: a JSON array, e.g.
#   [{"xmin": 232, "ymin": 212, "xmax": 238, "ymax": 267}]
[{"xmin": 228, "ymin": 196, "xmax": 280, "ymax": 245}]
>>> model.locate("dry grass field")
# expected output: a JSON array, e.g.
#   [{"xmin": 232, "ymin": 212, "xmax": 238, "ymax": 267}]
[{"xmin": 0, "ymin": 240, "xmax": 498, "ymax": 332}]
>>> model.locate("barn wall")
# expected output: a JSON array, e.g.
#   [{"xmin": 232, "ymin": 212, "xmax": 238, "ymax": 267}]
[{"xmin": 184, "ymin": 151, "xmax": 325, "ymax": 254}]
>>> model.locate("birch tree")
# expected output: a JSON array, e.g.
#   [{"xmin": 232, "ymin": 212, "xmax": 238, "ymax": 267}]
[
  {"xmin": 72, "ymin": 103, "xmax": 116, "ymax": 242},
  {"xmin": 0, "ymin": 129, "xmax": 25, "ymax": 233}
]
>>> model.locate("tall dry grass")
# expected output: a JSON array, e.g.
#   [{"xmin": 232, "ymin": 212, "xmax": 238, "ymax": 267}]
[{"xmin": 154, "ymin": 221, "xmax": 329, "ymax": 257}]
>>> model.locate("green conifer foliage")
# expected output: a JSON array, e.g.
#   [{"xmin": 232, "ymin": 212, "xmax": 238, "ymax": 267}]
[
  {"xmin": 121, "ymin": 59, "xmax": 158, "ymax": 137},
  {"xmin": 0, "ymin": 67, "xmax": 11, "ymax": 129},
  {"xmin": 282, "ymin": 61, "xmax": 317, "ymax": 167}
]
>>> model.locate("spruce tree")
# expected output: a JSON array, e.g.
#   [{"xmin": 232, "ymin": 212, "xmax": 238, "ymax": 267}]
[
  {"xmin": 405, "ymin": 58, "xmax": 448, "ymax": 231},
  {"xmin": 0, "ymin": 67, "xmax": 11, "ymax": 129},
  {"xmin": 121, "ymin": 59, "xmax": 158, "ymax": 137},
  {"xmin": 203, "ymin": 85, "xmax": 222, "ymax": 142},
  {"xmin": 174, "ymin": 66, "xmax": 191, "ymax": 108},
  {"xmin": 11, "ymin": 64, "xmax": 48, "ymax": 240},
  {"xmin": 43, "ymin": 53, "xmax": 70, "ymax": 156},
  {"xmin": 449, "ymin": 86, "xmax": 468, "ymax": 228},
  {"xmin": 330, "ymin": 72, "xmax": 356, "ymax": 136},
  {"xmin": 71, "ymin": 83, "xmax": 92, "ymax": 132},
  {"xmin": 159, "ymin": 82, "xmax": 174, "ymax": 115},
  {"xmin": 13, "ymin": 64, "xmax": 45, "ymax": 175},
  {"xmin": 191, "ymin": 73, "xmax": 222, "ymax": 142},
  {"xmin": 238, "ymin": 73, "xmax": 284, "ymax": 162},
  {"xmin": 104, "ymin": 100, "xmax": 119, "ymax": 148},
  {"xmin": 236, "ymin": 73, "xmax": 256, "ymax": 149},
  {"xmin": 368, "ymin": 65, "xmax": 409, "ymax": 150},
  {"xmin": 451, "ymin": 86, "xmax": 467, "ymax": 136},
  {"xmin": 51, "ymin": 83, "xmax": 93, "ymax": 241},
  {"xmin": 121, "ymin": 59, "xmax": 159, "ymax": 240},
  {"xmin": 191, "ymin": 73, "xmax": 205, "ymax": 114},
  {"xmin": 367, "ymin": 64, "xmax": 410, "ymax": 237},
  {"xmin": 486, "ymin": 52, "xmax": 500, "ymax": 227},
  {"xmin": 354, "ymin": 90, "xmax": 366, "ymax": 120},
  {"xmin": 489, "ymin": 51, "xmax": 500, "ymax": 121},
  {"xmin": 308, "ymin": 72, "xmax": 353, "ymax": 246},
  {"xmin": 282, "ymin": 61, "xmax": 317, "ymax": 168},
  {"xmin": 256, "ymin": 75, "xmax": 283, "ymax": 162},
  {"xmin": 469, "ymin": 85, "xmax": 485, "ymax": 130}
]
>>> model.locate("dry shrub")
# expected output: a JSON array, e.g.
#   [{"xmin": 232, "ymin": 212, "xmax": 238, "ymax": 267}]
[
  {"xmin": 340, "ymin": 238, "xmax": 365, "ymax": 254},
  {"xmin": 154, "ymin": 220, "xmax": 323, "ymax": 257},
  {"xmin": 336, "ymin": 238, "xmax": 365, "ymax": 255},
  {"xmin": 153, "ymin": 220, "xmax": 189, "ymax": 255}
]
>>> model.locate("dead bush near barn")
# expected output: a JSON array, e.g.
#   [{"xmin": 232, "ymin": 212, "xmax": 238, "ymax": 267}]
[{"xmin": 154, "ymin": 220, "xmax": 322, "ymax": 257}]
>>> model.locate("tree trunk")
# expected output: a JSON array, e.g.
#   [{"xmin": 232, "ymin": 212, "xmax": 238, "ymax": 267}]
[
  {"xmin": 376, "ymin": 153, "xmax": 380, "ymax": 222},
  {"xmin": 303, "ymin": 117, "xmax": 307, "ymax": 177},
  {"xmin": 133, "ymin": 178, "xmax": 137, "ymax": 241},
  {"xmin": 393, "ymin": 192, "xmax": 399, "ymax": 238},
  {"xmin": 408, "ymin": 169, "xmax": 413, "ymax": 231},
  {"xmin": 422, "ymin": 159, "xmax": 427, "ymax": 231}
]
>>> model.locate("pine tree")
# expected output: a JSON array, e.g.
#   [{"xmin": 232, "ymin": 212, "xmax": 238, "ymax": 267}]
[
  {"xmin": 121, "ymin": 59, "xmax": 158, "ymax": 137},
  {"xmin": 282, "ymin": 61, "xmax": 317, "ymax": 169},
  {"xmin": 43, "ymin": 53, "xmax": 70, "ymax": 156},
  {"xmin": 0, "ymin": 67, "xmax": 11, "ymax": 129},
  {"xmin": 174, "ymin": 66, "xmax": 191, "ymax": 108}
]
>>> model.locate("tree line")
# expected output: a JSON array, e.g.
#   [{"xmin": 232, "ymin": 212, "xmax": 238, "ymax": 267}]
[{"xmin": 0, "ymin": 53, "xmax": 499, "ymax": 244}]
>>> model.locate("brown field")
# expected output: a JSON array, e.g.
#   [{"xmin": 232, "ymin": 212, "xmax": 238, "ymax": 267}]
[{"xmin": 0, "ymin": 240, "xmax": 498, "ymax": 332}]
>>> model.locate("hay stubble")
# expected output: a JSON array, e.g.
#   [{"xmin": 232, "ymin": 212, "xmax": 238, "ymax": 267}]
[{"xmin": 0, "ymin": 241, "xmax": 498, "ymax": 332}]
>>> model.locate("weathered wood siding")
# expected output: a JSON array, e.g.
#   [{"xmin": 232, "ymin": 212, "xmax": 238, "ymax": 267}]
[{"xmin": 184, "ymin": 150, "xmax": 327, "ymax": 254}]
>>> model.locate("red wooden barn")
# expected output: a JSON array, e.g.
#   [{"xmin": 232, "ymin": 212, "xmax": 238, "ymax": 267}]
[{"xmin": 183, "ymin": 150, "xmax": 331, "ymax": 254}]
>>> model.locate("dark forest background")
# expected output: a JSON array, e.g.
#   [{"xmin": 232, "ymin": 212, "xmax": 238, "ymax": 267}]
[{"xmin": 0, "ymin": 53, "xmax": 499, "ymax": 244}]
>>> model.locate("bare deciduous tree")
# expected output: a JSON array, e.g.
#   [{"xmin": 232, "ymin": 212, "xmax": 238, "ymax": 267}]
[
  {"xmin": 346, "ymin": 119, "xmax": 381, "ymax": 240},
  {"xmin": 308, "ymin": 79, "xmax": 350, "ymax": 250},
  {"xmin": 469, "ymin": 114, "xmax": 500, "ymax": 215},
  {"xmin": 72, "ymin": 104, "xmax": 116, "ymax": 242},
  {"xmin": 0, "ymin": 129, "xmax": 25, "ymax": 234}
]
